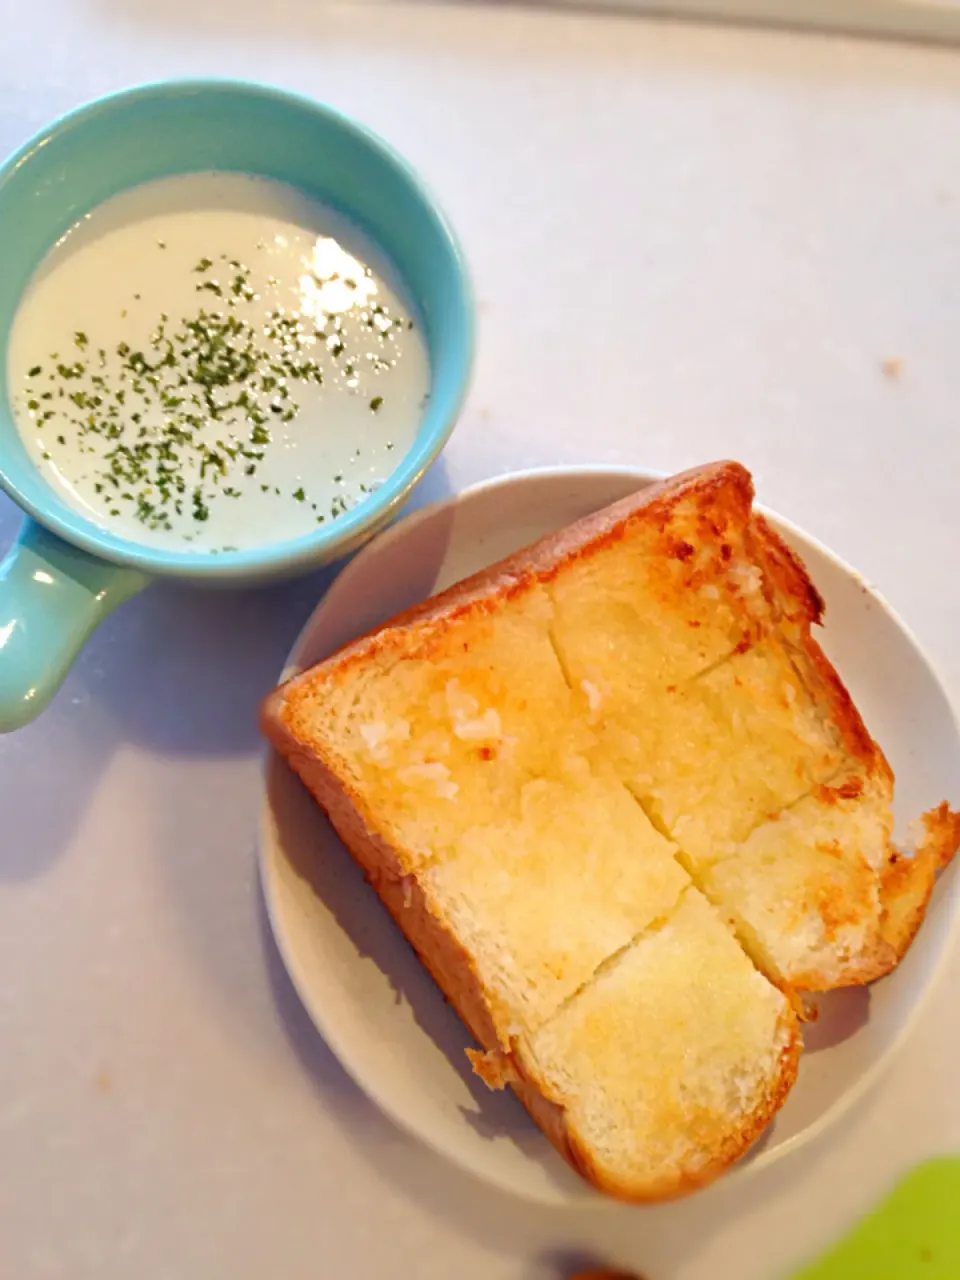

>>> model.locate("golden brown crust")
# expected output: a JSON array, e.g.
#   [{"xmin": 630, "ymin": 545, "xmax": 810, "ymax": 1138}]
[
  {"xmin": 507, "ymin": 1060, "xmax": 603, "ymax": 1188},
  {"xmin": 261, "ymin": 705, "xmax": 509, "ymax": 1056},
  {"xmin": 517, "ymin": 459, "xmax": 755, "ymax": 584},
  {"xmin": 920, "ymin": 801, "xmax": 960, "ymax": 871},
  {"xmin": 464, "ymin": 1048, "xmax": 519, "ymax": 1089},
  {"xmin": 878, "ymin": 851, "xmax": 937, "ymax": 966},
  {"xmin": 792, "ymin": 634, "xmax": 893, "ymax": 783},
  {"xmin": 816, "ymin": 777, "xmax": 865, "ymax": 803},
  {"xmin": 783, "ymin": 945, "xmax": 898, "ymax": 994},
  {"xmin": 876, "ymin": 803, "xmax": 960, "ymax": 968},
  {"xmin": 748, "ymin": 515, "xmax": 890, "ymax": 780},
  {"xmin": 569, "ymin": 1273, "xmax": 642, "ymax": 1280},
  {"xmin": 749, "ymin": 513, "xmax": 824, "ymax": 627},
  {"xmin": 507, "ymin": 1010, "xmax": 802, "ymax": 1204},
  {"xmin": 272, "ymin": 461, "xmax": 755, "ymax": 699}
]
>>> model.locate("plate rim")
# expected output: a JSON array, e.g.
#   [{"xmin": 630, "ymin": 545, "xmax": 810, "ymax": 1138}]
[{"xmin": 258, "ymin": 463, "xmax": 960, "ymax": 1202}]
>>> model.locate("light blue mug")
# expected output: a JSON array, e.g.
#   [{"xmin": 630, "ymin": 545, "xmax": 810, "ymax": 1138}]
[{"xmin": 0, "ymin": 80, "xmax": 473, "ymax": 731}]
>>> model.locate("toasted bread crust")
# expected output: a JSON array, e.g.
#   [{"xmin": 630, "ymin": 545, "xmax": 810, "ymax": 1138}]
[
  {"xmin": 272, "ymin": 461, "xmax": 757, "ymax": 692},
  {"xmin": 508, "ymin": 1010, "xmax": 801, "ymax": 1204},
  {"xmin": 748, "ymin": 514, "xmax": 890, "ymax": 779},
  {"xmin": 876, "ymin": 802, "xmax": 960, "ymax": 968},
  {"xmin": 748, "ymin": 513, "xmax": 825, "ymax": 627},
  {"xmin": 792, "ymin": 802, "xmax": 960, "ymax": 990},
  {"xmin": 780, "ymin": 944, "xmax": 897, "ymax": 994},
  {"xmin": 920, "ymin": 801, "xmax": 960, "ymax": 872},
  {"xmin": 262, "ymin": 704, "xmax": 510, "ymax": 1056}
]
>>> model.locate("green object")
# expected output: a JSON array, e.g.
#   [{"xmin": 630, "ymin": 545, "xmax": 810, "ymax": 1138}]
[
  {"xmin": 0, "ymin": 521, "xmax": 147, "ymax": 729},
  {"xmin": 790, "ymin": 1158, "xmax": 960, "ymax": 1279}
]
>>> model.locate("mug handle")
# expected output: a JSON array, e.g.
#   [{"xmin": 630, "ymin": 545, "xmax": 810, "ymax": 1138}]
[{"xmin": 0, "ymin": 518, "xmax": 149, "ymax": 731}]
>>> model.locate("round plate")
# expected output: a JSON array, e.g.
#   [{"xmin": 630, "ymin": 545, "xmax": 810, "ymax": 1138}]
[{"xmin": 259, "ymin": 466, "xmax": 960, "ymax": 1205}]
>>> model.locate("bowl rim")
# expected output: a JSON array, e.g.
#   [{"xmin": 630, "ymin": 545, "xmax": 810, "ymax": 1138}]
[
  {"xmin": 0, "ymin": 77, "xmax": 474, "ymax": 582},
  {"xmin": 258, "ymin": 462, "xmax": 960, "ymax": 1203}
]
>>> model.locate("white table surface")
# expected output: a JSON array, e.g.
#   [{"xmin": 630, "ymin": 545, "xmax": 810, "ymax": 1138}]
[{"xmin": 2, "ymin": 4, "xmax": 960, "ymax": 1278}]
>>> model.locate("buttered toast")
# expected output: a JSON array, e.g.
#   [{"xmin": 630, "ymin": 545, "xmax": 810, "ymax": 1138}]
[{"xmin": 262, "ymin": 461, "xmax": 959, "ymax": 1200}]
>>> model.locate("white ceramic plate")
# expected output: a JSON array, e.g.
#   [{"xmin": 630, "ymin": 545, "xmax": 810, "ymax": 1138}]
[{"xmin": 259, "ymin": 466, "xmax": 960, "ymax": 1205}]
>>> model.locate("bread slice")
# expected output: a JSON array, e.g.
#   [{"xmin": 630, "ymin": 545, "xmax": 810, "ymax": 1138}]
[
  {"xmin": 509, "ymin": 890, "xmax": 798, "ymax": 1200},
  {"xmin": 262, "ymin": 460, "xmax": 958, "ymax": 1200}
]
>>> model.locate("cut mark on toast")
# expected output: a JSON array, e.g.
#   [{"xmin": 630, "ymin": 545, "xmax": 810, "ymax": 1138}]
[
  {"xmin": 623, "ymin": 783, "xmax": 675, "ymax": 844},
  {"xmin": 538, "ymin": 887, "xmax": 693, "ymax": 1029},
  {"xmin": 545, "ymin": 624, "xmax": 576, "ymax": 694},
  {"xmin": 677, "ymin": 766, "xmax": 859, "ymax": 875},
  {"xmin": 549, "ymin": 600, "xmax": 751, "ymax": 702},
  {"xmin": 622, "ymin": 782, "xmax": 793, "ymax": 997},
  {"xmin": 675, "ymin": 852, "xmax": 791, "ymax": 997},
  {"xmin": 682, "ymin": 642, "xmax": 751, "ymax": 688},
  {"xmin": 626, "ymin": 743, "xmax": 861, "ymax": 875}
]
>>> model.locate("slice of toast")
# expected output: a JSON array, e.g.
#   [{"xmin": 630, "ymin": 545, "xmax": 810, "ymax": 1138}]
[
  {"xmin": 509, "ymin": 890, "xmax": 799, "ymax": 1201},
  {"xmin": 262, "ymin": 460, "xmax": 958, "ymax": 1200}
]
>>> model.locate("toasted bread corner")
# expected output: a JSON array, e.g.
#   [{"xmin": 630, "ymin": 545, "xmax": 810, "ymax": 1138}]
[{"xmin": 877, "ymin": 802, "xmax": 960, "ymax": 967}]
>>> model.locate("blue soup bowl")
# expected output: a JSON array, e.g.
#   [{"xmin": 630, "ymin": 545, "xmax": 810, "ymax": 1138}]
[{"xmin": 0, "ymin": 79, "xmax": 474, "ymax": 730}]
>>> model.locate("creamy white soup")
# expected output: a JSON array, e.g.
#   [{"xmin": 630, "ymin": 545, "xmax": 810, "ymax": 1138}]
[{"xmin": 6, "ymin": 172, "xmax": 429, "ymax": 553}]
